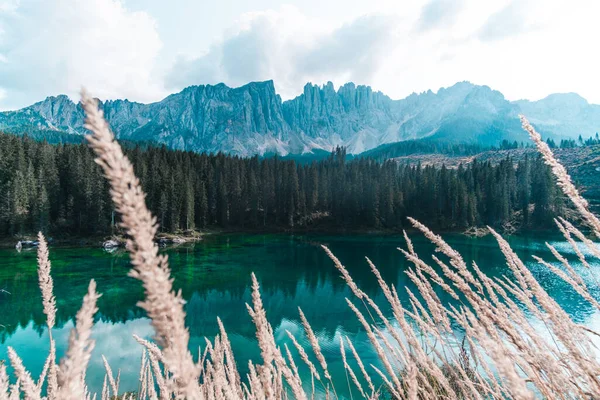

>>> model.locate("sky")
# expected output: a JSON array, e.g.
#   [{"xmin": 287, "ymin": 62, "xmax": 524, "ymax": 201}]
[{"xmin": 0, "ymin": 0, "xmax": 598, "ymax": 110}]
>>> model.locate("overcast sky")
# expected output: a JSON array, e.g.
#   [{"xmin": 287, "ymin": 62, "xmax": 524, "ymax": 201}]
[{"xmin": 0, "ymin": 0, "xmax": 598, "ymax": 110}]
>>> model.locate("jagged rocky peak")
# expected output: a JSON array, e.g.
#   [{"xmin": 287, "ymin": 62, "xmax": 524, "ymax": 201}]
[
  {"xmin": 440, "ymin": 80, "xmax": 476, "ymax": 92},
  {"xmin": 294, "ymin": 81, "xmax": 391, "ymax": 109},
  {"xmin": 283, "ymin": 81, "xmax": 394, "ymax": 124},
  {"xmin": 337, "ymin": 82, "xmax": 390, "ymax": 110},
  {"xmin": 406, "ymin": 81, "xmax": 476, "ymax": 102},
  {"xmin": 171, "ymin": 81, "xmax": 283, "ymax": 112},
  {"xmin": 41, "ymin": 93, "xmax": 72, "ymax": 104},
  {"xmin": 160, "ymin": 83, "xmax": 228, "ymax": 107},
  {"xmin": 27, "ymin": 94, "xmax": 84, "ymax": 131},
  {"xmin": 459, "ymin": 85, "xmax": 514, "ymax": 113},
  {"xmin": 289, "ymin": 81, "xmax": 342, "ymax": 116},
  {"xmin": 33, "ymin": 94, "xmax": 77, "ymax": 114}
]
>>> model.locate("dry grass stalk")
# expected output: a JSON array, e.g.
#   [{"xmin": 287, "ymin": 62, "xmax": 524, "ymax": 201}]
[
  {"xmin": 146, "ymin": 362, "xmax": 157, "ymax": 400},
  {"xmin": 345, "ymin": 299, "xmax": 404, "ymax": 396},
  {"xmin": 322, "ymin": 245, "xmax": 364, "ymax": 299},
  {"xmin": 101, "ymin": 356, "xmax": 118, "ymax": 396},
  {"xmin": 246, "ymin": 274, "xmax": 306, "ymax": 400},
  {"xmin": 101, "ymin": 375, "xmax": 107, "ymax": 400},
  {"xmin": 7, "ymin": 380, "xmax": 19, "ymax": 400},
  {"xmin": 7, "ymin": 348, "xmax": 40, "ymax": 400},
  {"xmin": 36, "ymin": 232, "xmax": 59, "ymax": 399},
  {"xmin": 340, "ymin": 339, "xmax": 366, "ymax": 399},
  {"xmin": 138, "ymin": 352, "xmax": 147, "ymax": 400},
  {"xmin": 36, "ymin": 355, "xmax": 50, "ymax": 392},
  {"xmin": 345, "ymin": 337, "xmax": 375, "ymax": 396},
  {"xmin": 37, "ymin": 232, "xmax": 56, "ymax": 330},
  {"xmin": 297, "ymin": 308, "xmax": 333, "ymax": 385},
  {"xmin": 56, "ymin": 280, "xmax": 100, "ymax": 400},
  {"xmin": 81, "ymin": 90, "xmax": 200, "ymax": 398},
  {"xmin": 0, "ymin": 364, "xmax": 9, "ymax": 400},
  {"xmin": 285, "ymin": 330, "xmax": 321, "ymax": 382},
  {"xmin": 521, "ymin": 115, "xmax": 600, "ymax": 236},
  {"xmin": 217, "ymin": 317, "xmax": 242, "ymax": 395}
]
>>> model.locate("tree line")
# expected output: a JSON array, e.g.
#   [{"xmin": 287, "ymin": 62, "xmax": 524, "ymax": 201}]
[
  {"xmin": 0, "ymin": 132, "xmax": 565, "ymax": 237},
  {"xmin": 366, "ymin": 135, "xmax": 600, "ymax": 161},
  {"xmin": 549, "ymin": 133, "xmax": 600, "ymax": 149}
]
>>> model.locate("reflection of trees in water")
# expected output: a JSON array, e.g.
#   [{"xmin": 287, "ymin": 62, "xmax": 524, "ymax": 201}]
[
  {"xmin": 0, "ymin": 233, "xmax": 597, "ymax": 344},
  {"xmin": 0, "ymin": 235, "xmax": 412, "ymax": 341}
]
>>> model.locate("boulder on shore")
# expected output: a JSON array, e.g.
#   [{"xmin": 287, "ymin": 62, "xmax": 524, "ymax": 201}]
[
  {"xmin": 16, "ymin": 240, "xmax": 39, "ymax": 248},
  {"xmin": 15, "ymin": 240, "xmax": 39, "ymax": 253},
  {"xmin": 156, "ymin": 237, "xmax": 189, "ymax": 246},
  {"xmin": 102, "ymin": 239, "xmax": 122, "ymax": 249}
]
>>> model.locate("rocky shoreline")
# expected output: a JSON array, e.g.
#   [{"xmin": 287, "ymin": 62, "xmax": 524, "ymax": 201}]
[
  {"xmin": 6, "ymin": 231, "xmax": 205, "ymax": 251},
  {"xmin": 101, "ymin": 234, "xmax": 201, "ymax": 250}
]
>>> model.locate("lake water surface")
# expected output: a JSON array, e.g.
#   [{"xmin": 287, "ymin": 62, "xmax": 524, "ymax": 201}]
[{"xmin": 1, "ymin": 232, "xmax": 599, "ymax": 398}]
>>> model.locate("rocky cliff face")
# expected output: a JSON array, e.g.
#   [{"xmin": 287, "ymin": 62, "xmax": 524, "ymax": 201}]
[
  {"xmin": 282, "ymin": 82, "xmax": 398, "ymax": 153},
  {"xmin": 106, "ymin": 81, "xmax": 292, "ymax": 154},
  {"xmin": 1, "ymin": 80, "xmax": 598, "ymax": 156}
]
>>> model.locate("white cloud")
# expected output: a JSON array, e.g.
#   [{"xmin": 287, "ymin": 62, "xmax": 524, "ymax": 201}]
[
  {"xmin": 163, "ymin": 0, "xmax": 600, "ymax": 105},
  {"xmin": 0, "ymin": 0, "xmax": 165, "ymax": 110},
  {"xmin": 348, "ymin": 0, "xmax": 600, "ymax": 104},
  {"xmin": 166, "ymin": 6, "xmax": 399, "ymax": 100},
  {"xmin": 416, "ymin": 0, "xmax": 465, "ymax": 32},
  {"xmin": 1, "ymin": 0, "xmax": 600, "ymax": 109},
  {"xmin": 298, "ymin": 14, "xmax": 398, "ymax": 84},
  {"xmin": 477, "ymin": 0, "xmax": 536, "ymax": 41}
]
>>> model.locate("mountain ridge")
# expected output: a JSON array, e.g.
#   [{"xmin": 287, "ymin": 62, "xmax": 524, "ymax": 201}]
[{"xmin": 1, "ymin": 80, "xmax": 599, "ymax": 156}]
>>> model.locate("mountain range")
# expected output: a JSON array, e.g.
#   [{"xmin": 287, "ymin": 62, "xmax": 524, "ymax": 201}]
[{"xmin": 1, "ymin": 80, "xmax": 599, "ymax": 157}]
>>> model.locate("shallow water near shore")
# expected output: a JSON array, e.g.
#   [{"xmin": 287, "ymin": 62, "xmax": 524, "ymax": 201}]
[{"xmin": 0, "ymin": 232, "xmax": 599, "ymax": 398}]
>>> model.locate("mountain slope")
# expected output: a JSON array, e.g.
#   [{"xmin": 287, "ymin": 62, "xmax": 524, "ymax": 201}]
[
  {"xmin": 1, "ymin": 80, "xmax": 598, "ymax": 156},
  {"xmin": 515, "ymin": 93, "xmax": 600, "ymax": 140}
]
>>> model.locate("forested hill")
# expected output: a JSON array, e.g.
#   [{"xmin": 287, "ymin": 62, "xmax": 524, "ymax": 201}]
[
  {"xmin": 384, "ymin": 143, "xmax": 600, "ymax": 211},
  {"xmin": 0, "ymin": 132, "xmax": 565, "ymax": 237}
]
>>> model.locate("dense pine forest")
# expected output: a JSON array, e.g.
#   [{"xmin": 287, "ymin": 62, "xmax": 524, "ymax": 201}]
[{"xmin": 0, "ymin": 132, "xmax": 565, "ymax": 237}]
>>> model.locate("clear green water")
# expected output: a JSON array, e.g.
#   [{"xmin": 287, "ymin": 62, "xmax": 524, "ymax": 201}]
[{"xmin": 0, "ymin": 232, "xmax": 598, "ymax": 398}]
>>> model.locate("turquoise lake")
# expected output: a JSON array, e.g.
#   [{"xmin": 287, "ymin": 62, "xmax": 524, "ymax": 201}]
[{"xmin": 0, "ymin": 232, "xmax": 599, "ymax": 398}]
